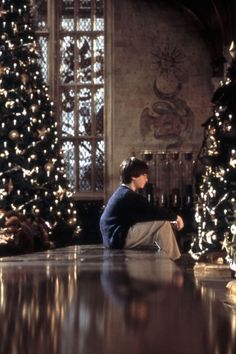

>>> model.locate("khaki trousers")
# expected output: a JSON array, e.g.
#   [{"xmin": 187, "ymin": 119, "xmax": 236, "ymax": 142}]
[{"xmin": 124, "ymin": 221, "xmax": 181, "ymax": 260}]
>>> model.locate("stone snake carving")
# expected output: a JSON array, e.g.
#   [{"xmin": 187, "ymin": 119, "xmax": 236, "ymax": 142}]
[{"xmin": 140, "ymin": 79, "xmax": 194, "ymax": 148}]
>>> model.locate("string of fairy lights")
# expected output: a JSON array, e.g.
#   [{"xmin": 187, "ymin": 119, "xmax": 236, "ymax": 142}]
[
  {"xmin": 190, "ymin": 42, "xmax": 236, "ymax": 270},
  {"xmin": 0, "ymin": 0, "xmax": 78, "ymax": 229}
]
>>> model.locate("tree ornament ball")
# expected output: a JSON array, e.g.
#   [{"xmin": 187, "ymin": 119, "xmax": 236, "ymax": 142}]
[
  {"xmin": 68, "ymin": 217, "xmax": 77, "ymax": 227},
  {"xmin": 9, "ymin": 129, "xmax": 20, "ymax": 141},
  {"xmin": 44, "ymin": 161, "xmax": 54, "ymax": 172}
]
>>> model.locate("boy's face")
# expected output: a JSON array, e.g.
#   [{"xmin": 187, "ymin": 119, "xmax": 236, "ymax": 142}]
[{"xmin": 132, "ymin": 173, "xmax": 148, "ymax": 190}]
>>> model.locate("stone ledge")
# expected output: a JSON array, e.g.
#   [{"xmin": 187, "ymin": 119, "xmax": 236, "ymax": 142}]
[{"xmin": 193, "ymin": 262, "xmax": 231, "ymax": 278}]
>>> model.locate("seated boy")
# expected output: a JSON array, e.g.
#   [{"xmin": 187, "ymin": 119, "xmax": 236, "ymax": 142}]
[{"xmin": 99, "ymin": 156, "xmax": 184, "ymax": 260}]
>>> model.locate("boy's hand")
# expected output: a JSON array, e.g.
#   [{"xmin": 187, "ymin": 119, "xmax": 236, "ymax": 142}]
[{"xmin": 176, "ymin": 215, "xmax": 184, "ymax": 231}]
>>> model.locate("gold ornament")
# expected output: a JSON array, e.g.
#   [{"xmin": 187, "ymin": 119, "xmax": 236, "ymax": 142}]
[
  {"xmin": 7, "ymin": 178, "xmax": 14, "ymax": 194},
  {"xmin": 44, "ymin": 161, "xmax": 54, "ymax": 172},
  {"xmin": 31, "ymin": 154, "xmax": 37, "ymax": 160},
  {"xmin": 21, "ymin": 73, "xmax": 29, "ymax": 85},
  {"xmin": 9, "ymin": 130, "xmax": 20, "ymax": 141},
  {"xmin": 56, "ymin": 185, "xmax": 66, "ymax": 200},
  {"xmin": 68, "ymin": 217, "xmax": 77, "ymax": 227}
]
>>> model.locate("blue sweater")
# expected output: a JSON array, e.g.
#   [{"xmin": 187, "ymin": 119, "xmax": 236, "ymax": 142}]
[{"xmin": 100, "ymin": 185, "xmax": 177, "ymax": 249}]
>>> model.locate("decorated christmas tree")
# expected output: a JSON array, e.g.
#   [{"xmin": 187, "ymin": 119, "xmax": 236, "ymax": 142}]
[
  {"xmin": 0, "ymin": 0, "xmax": 78, "ymax": 246},
  {"xmin": 190, "ymin": 42, "xmax": 236, "ymax": 270}
]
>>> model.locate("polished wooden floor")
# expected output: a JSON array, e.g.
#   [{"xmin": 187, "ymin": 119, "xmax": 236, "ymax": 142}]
[{"xmin": 0, "ymin": 245, "xmax": 235, "ymax": 354}]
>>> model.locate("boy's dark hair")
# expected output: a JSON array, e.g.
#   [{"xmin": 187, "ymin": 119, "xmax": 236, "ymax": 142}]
[{"xmin": 119, "ymin": 157, "xmax": 149, "ymax": 184}]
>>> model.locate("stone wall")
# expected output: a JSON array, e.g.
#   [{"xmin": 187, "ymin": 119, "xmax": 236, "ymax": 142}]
[{"xmin": 105, "ymin": 0, "xmax": 215, "ymax": 199}]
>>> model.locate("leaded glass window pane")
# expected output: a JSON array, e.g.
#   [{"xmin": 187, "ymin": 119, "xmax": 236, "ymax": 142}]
[
  {"xmin": 95, "ymin": 140, "xmax": 104, "ymax": 191},
  {"xmin": 61, "ymin": 18, "xmax": 74, "ymax": 32},
  {"xmin": 93, "ymin": 35, "xmax": 104, "ymax": 84},
  {"xmin": 77, "ymin": 18, "xmax": 92, "ymax": 31},
  {"xmin": 77, "ymin": 0, "xmax": 92, "ymax": 31},
  {"xmin": 94, "ymin": 0, "xmax": 104, "ymax": 30},
  {"xmin": 79, "ymin": 140, "xmax": 92, "ymax": 191},
  {"xmin": 78, "ymin": 88, "xmax": 92, "ymax": 136},
  {"xmin": 79, "ymin": 0, "xmax": 92, "ymax": 12},
  {"xmin": 94, "ymin": 18, "xmax": 104, "ymax": 31},
  {"xmin": 62, "ymin": 141, "xmax": 76, "ymax": 189},
  {"xmin": 95, "ymin": 87, "xmax": 103, "ymax": 136},
  {"xmin": 60, "ymin": 0, "xmax": 74, "ymax": 31},
  {"xmin": 77, "ymin": 36, "xmax": 92, "ymax": 84},
  {"xmin": 32, "ymin": 0, "xmax": 48, "ymax": 30},
  {"xmin": 38, "ymin": 36, "xmax": 48, "ymax": 83},
  {"xmin": 60, "ymin": 36, "xmax": 75, "ymax": 84},
  {"xmin": 62, "ymin": 89, "xmax": 75, "ymax": 137}
]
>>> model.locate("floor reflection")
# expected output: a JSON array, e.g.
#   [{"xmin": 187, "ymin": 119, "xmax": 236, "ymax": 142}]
[
  {"xmin": 0, "ymin": 246, "xmax": 235, "ymax": 354},
  {"xmin": 101, "ymin": 251, "xmax": 236, "ymax": 354},
  {"xmin": 0, "ymin": 265, "xmax": 79, "ymax": 354}
]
